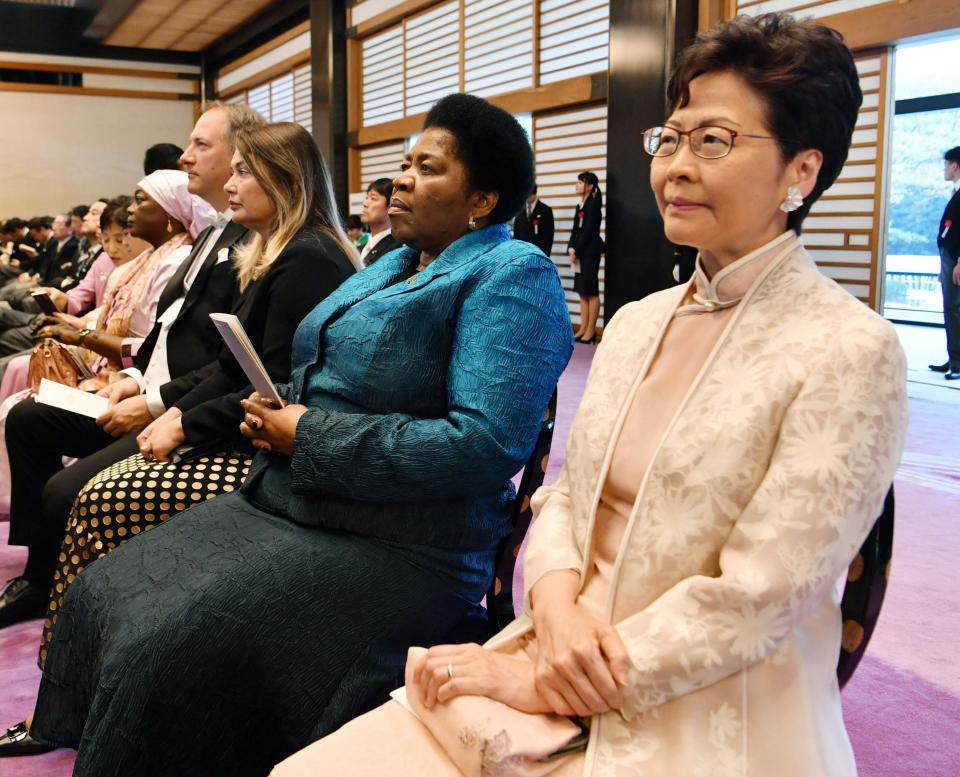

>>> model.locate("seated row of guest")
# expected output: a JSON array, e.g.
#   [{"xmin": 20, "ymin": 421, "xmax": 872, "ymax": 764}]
[
  {"xmin": 274, "ymin": 14, "xmax": 908, "ymax": 777},
  {"xmin": 0, "ymin": 170, "xmax": 211, "ymax": 520},
  {"xmin": 0, "ymin": 212, "xmax": 78, "ymax": 305},
  {"xmin": 0, "ymin": 100, "xmax": 264, "ymax": 628},
  {"xmin": 0, "ymin": 93, "xmax": 572, "ymax": 777},
  {"xmin": 1, "ymin": 14, "xmax": 908, "ymax": 776},
  {"xmin": 0, "ymin": 197, "xmax": 146, "ymax": 516},
  {"xmin": 0, "ymin": 139, "xmax": 184, "ymax": 326},
  {"xmin": 32, "ymin": 120, "xmax": 361, "ymax": 662},
  {"xmin": 0, "ymin": 199, "xmax": 118, "ymax": 376}
]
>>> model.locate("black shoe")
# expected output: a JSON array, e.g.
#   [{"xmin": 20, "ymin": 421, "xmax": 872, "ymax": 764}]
[
  {"xmin": 0, "ymin": 577, "xmax": 47, "ymax": 629},
  {"xmin": 575, "ymin": 333, "xmax": 598, "ymax": 345},
  {"xmin": 946, "ymin": 371, "xmax": 960, "ymax": 380},
  {"xmin": 929, "ymin": 362, "xmax": 951, "ymax": 373},
  {"xmin": 0, "ymin": 722, "xmax": 54, "ymax": 757}
]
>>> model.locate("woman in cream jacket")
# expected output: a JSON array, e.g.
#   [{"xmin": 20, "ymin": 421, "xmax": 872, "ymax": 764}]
[{"xmin": 273, "ymin": 13, "xmax": 908, "ymax": 777}]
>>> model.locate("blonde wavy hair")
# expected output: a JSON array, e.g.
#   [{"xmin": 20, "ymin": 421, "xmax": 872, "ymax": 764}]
[{"xmin": 232, "ymin": 122, "xmax": 360, "ymax": 291}]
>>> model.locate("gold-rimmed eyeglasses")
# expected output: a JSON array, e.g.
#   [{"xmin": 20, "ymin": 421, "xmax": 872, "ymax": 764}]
[{"xmin": 642, "ymin": 125, "xmax": 776, "ymax": 159}]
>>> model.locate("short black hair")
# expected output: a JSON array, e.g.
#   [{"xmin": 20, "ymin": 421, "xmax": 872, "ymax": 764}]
[
  {"xmin": 70, "ymin": 204, "xmax": 89, "ymax": 220},
  {"xmin": 367, "ymin": 177, "xmax": 394, "ymax": 201},
  {"xmin": 101, "ymin": 196, "xmax": 132, "ymax": 231},
  {"xmin": 945, "ymin": 147, "xmax": 960, "ymax": 166},
  {"xmin": 345, "ymin": 214, "xmax": 363, "ymax": 230},
  {"xmin": 3, "ymin": 217, "xmax": 26, "ymax": 232},
  {"xmin": 28, "ymin": 216, "xmax": 51, "ymax": 231},
  {"xmin": 143, "ymin": 142, "xmax": 184, "ymax": 175},
  {"xmin": 423, "ymin": 93, "xmax": 534, "ymax": 224},
  {"xmin": 530, "ymin": 184, "xmax": 538, "ymax": 195},
  {"xmin": 670, "ymin": 13, "xmax": 862, "ymax": 233}
]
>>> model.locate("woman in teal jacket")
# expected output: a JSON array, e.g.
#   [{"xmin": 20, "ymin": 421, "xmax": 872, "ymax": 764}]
[{"xmin": 28, "ymin": 94, "xmax": 573, "ymax": 777}]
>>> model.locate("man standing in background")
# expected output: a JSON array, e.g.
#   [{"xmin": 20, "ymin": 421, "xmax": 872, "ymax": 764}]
[
  {"xmin": 358, "ymin": 177, "xmax": 399, "ymax": 266},
  {"xmin": 930, "ymin": 146, "xmax": 960, "ymax": 380},
  {"xmin": 513, "ymin": 184, "xmax": 555, "ymax": 258}
]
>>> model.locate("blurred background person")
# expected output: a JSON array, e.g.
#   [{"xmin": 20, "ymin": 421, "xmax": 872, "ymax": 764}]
[
  {"xmin": 567, "ymin": 171, "xmax": 602, "ymax": 343},
  {"xmin": 513, "ymin": 183, "xmax": 555, "ymax": 259}
]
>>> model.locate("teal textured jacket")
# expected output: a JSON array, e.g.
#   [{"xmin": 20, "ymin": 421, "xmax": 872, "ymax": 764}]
[{"xmin": 242, "ymin": 224, "xmax": 573, "ymax": 561}]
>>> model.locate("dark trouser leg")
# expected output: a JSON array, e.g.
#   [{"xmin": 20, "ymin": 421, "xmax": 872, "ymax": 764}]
[
  {"xmin": 0, "ymin": 327, "xmax": 36, "ymax": 359},
  {"xmin": 0, "ymin": 303, "xmax": 37, "ymax": 329},
  {"xmin": 6, "ymin": 397, "xmax": 137, "ymax": 587},
  {"xmin": 941, "ymin": 249, "xmax": 960, "ymax": 370}
]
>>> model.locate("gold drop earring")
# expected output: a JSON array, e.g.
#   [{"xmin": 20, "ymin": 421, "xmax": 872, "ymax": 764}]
[{"xmin": 166, "ymin": 217, "xmax": 174, "ymax": 233}]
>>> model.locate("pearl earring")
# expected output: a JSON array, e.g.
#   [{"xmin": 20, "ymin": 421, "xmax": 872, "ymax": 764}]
[
  {"xmin": 779, "ymin": 185, "xmax": 803, "ymax": 213},
  {"xmin": 468, "ymin": 216, "xmax": 477, "ymax": 230}
]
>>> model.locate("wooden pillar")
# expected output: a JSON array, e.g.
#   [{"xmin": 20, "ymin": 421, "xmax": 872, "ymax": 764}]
[
  {"xmin": 310, "ymin": 0, "xmax": 349, "ymax": 215},
  {"xmin": 604, "ymin": 0, "xmax": 698, "ymax": 323}
]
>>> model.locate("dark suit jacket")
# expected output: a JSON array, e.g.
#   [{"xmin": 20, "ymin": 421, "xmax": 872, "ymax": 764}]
[
  {"xmin": 173, "ymin": 227, "xmax": 356, "ymax": 448},
  {"xmin": 133, "ymin": 221, "xmax": 248, "ymax": 406},
  {"xmin": 938, "ymin": 187, "xmax": 960, "ymax": 262},
  {"xmin": 513, "ymin": 199, "xmax": 555, "ymax": 257},
  {"xmin": 362, "ymin": 231, "xmax": 401, "ymax": 266},
  {"xmin": 35, "ymin": 235, "xmax": 78, "ymax": 283},
  {"xmin": 9, "ymin": 233, "xmax": 38, "ymax": 268},
  {"xmin": 567, "ymin": 195, "xmax": 603, "ymax": 261}
]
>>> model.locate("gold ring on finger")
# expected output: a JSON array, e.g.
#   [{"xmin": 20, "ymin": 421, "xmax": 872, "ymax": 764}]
[{"xmin": 446, "ymin": 663, "xmax": 455, "ymax": 679}]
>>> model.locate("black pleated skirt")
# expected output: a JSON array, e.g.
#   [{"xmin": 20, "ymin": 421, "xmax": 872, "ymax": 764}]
[{"xmin": 31, "ymin": 491, "xmax": 477, "ymax": 777}]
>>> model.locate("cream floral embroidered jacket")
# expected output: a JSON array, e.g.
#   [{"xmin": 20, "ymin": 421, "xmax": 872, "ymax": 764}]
[{"xmin": 488, "ymin": 243, "xmax": 908, "ymax": 776}]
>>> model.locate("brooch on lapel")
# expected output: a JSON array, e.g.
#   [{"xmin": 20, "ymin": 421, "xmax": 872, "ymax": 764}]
[{"xmin": 407, "ymin": 261, "xmax": 429, "ymax": 285}]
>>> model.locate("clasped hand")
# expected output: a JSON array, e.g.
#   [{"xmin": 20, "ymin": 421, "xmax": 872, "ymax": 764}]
[
  {"xmin": 412, "ymin": 592, "xmax": 630, "ymax": 718},
  {"xmin": 136, "ymin": 407, "xmax": 184, "ymax": 462},
  {"xmin": 238, "ymin": 392, "xmax": 307, "ymax": 457}
]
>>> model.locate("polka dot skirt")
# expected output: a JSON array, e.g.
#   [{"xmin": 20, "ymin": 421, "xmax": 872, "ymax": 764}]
[{"xmin": 39, "ymin": 451, "xmax": 252, "ymax": 666}]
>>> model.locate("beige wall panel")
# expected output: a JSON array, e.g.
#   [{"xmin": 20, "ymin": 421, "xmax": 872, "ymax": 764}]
[{"xmin": 0, "ymin": 92, "xmax": 194, "ymax": 217}]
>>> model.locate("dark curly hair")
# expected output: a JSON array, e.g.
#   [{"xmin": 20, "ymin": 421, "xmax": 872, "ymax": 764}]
[
  {"xmin": 423, "ymin": 93, "xmax": 535, "ymax": 224},
  {"xmin": 669, "ymin": 13, "xmax": 862, "ymax": 233}
]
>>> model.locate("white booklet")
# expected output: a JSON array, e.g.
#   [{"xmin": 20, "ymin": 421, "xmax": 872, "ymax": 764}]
[
  {"xmin": 36, "ymin": 378, "xmax": 109, "ymax": 419},
  {"xmin": 209, "ymin": 313, "xmax": 283, "ymax": 404}
]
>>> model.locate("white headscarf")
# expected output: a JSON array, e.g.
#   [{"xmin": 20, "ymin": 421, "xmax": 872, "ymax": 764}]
[{"xmin": 137, "ymin": 169, "xmax": 216, "ymax": 239}]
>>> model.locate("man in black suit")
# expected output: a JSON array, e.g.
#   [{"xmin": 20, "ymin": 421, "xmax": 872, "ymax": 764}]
[
  {"xmin": 512, "ymin": 184, "xmax": 555, "ymax": 258},
  {"xmin": 0, "ymin": 218, "xmax": 37, "ymax": 272},
  {"xmin": 36, "ymin": 213, "xmax": 79, "ymax": 286},
  {"xmin": 358, "ymin": 177, "xmax": 401, "ymax": 266},
  {"xmin": 930, "ymin": 146, "xmax": 960, "ymax": 380},
  {"xmin": 0, "ymin": 214, "xmax": 79, "ymax": 311},
  {"xmin": 0, "ymin": 102, "xmax": 264, "ymax": 630}
]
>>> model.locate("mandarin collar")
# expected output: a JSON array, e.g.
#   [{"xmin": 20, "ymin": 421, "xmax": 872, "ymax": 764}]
[{"xmin": 676, "ymin": 231, "xmax": 799, "ymax": 317}]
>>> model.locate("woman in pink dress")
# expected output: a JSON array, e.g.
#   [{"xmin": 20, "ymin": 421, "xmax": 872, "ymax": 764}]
[{"xmin": 273, "ymin": 13, "xmax": 908, "ymax": 777}]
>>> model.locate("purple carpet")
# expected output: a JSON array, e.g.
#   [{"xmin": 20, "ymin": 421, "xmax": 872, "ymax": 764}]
[{"xmin": 1, "ymin": 340, "xmax": 958, "ymax": 777}]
